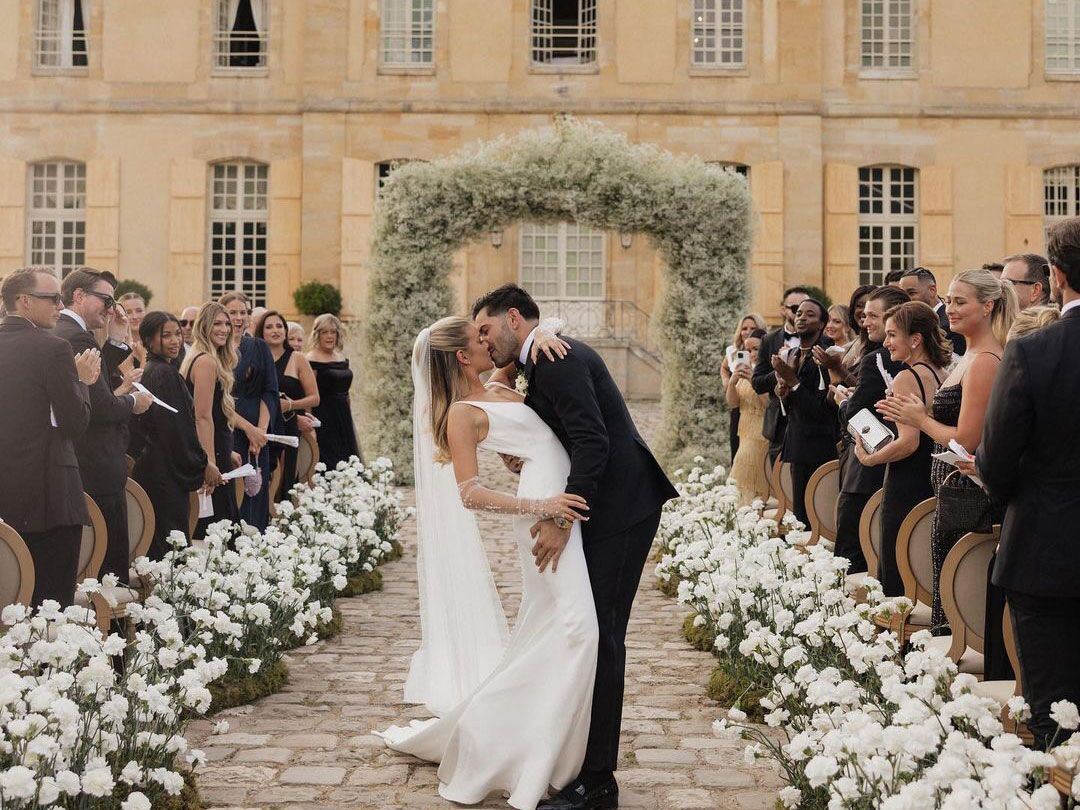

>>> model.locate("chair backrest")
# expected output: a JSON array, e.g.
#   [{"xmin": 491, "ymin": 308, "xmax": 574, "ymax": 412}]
[
  {"xmin": 125, "ymin": 477, "xmax": 156, "ymax": 563},
  {"xmin": 125, "ymin": 454, "xmax": 135, "ymax": 476},
  {"xmin": 767, "ymin": 455, "xmax": 787, "ymax": 523},
  {"xmin": 79, "ymin": 493, "xmax": 108, "ymax": 583},
  {"xmin": 941, "ymin": 528, "xmax": 999, "ymax": 655},
  {"xmin": 296, "ymin": 431, "xmax": 319, "ymax": 484},
  {"xmin": 779, "ymin": 460, "xmax": 793, "ymax": 505},
  {"xmin": 0, "ymin": 523, "xmax": 35, "ymax": 616},
  {"xmin": 896, "ymin": 497, "xmax": 938, "ymax": 608},
  {"xmin": 859, "ymin": 489, "xmax": 884, "ymax": 578},
  {"xmin": 761, "ymin": 449, "xmax": 774, "ymax": 499},
  {"xmin": 268, "ymin": 456, "xmax": 284, "ymax": 517},
  {"xmin": 234, "ymin": 477, "xmax": 244, "ymax": 509},
  {"xmin": 805, "ymin": 460, "xmax": 840, "ymax": 545}
]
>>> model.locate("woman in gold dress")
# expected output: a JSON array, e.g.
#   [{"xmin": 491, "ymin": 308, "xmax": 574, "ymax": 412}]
[{"xmin": 726, "ymin": 329, "xmax": 771, "ymax": 505}]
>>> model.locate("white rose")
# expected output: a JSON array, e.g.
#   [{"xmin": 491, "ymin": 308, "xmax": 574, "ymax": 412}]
[
  {"xmin": 0, "ymin": 765, "xmax": 38, "ymax": 799},
  {"xmin": 81, "ymin": 765, "xmax": 115, "ymax": 797},
  {"xmin": 121, "ymin": 791, "xmax": 152, "ymax": 810},
  {"xmin": 1051, "ymin": 700, "xmax": 1080, "ymax": 731}
]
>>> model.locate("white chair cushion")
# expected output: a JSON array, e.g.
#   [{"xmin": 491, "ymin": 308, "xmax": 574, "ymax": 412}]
[
  {"xmin": 925, "ymin": 634, "xmax": 985, "ymax": 676},
  {"xmin": 74, "ymin": 585, "xmax": 140, "ymax": 609},
  {"xmin": 973, "ymin": 679, "xmax": 1017, "ymax": 704}
]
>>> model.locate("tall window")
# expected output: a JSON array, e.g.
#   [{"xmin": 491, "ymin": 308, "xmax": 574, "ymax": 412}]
[
  {"xmin": 1046, "ymin": 0, "xmax": 1080, "ymax": 74},
  {"xmin": 380, "ymin": 0, "xmax": 434, "ymax": 66},
  {"xmin": 519, "ymin": 223, "xmax": 605, "ymax": 300},
  {"xmin": 1044, "ymin": 166, "xmax": 1080, "ymax": 230},
  {"xmin": 707, "ymin": 161, "xmax": 750, "ymax": 183},
  {"xmin": 209, "ymin": 162, "xmax": 269, "ymax": 306},
  {"xmin": 691, "ymin": 0, "xmax": 745, "ymax": 68},
  {"xmin": 860, "ymin": 0, "xmax": 913, "ymax": 71},
  {"xmin": 35, "ymin": 0, "xmax": 88, "ymax": 71},
  {"xmin": 26, "ymin": 162, "xmax": 86, "ymax": 278},
  {"xmin": 214, "ymin": 0, "xmax": 268, "ymax": 71},
  {"xmin": 858, "ymin": 166, "xmax": 917, "ymax": 287},
  {"xmin": 375, "ymin": 159, "xmax": 418, "ymax": 199},
  {"xmin": 531, "ymin": 0, "xmax": 597, "ymax": 66}
]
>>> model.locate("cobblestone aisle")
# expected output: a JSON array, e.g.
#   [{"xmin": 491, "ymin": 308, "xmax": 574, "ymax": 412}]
[{"xmin": 187, "ymin": 403, "xmax": 782, "ymax": 809}]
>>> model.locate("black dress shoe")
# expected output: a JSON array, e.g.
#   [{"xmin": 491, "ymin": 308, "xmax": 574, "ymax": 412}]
[{"xmin": 536, "ymin": 776, "xmax": 619, "ymax": 810}]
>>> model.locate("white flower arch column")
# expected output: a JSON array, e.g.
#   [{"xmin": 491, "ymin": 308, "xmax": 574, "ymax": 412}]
[{"xmin": 363, "ymin": 119, "xmax": 753, "ymax": 481}]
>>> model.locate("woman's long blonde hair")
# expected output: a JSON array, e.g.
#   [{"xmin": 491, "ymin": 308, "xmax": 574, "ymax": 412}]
[
  {"xmin": 730, "ymin": 312, "xmax": 767, "ymax": 350},
  {"xmin": 951, "ymin": 269, "xmax": 1019, "ymax": 346},
  {"xmin": 180, "ymin": 302, "xmax": 238, "ymax": 427},
  {"xmin": 418, "ymin": 316, "xmax": 473, "ymax": 463}
]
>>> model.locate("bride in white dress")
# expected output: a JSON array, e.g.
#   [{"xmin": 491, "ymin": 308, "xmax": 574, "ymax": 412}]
[{"xmin": 377, "ymin": 316, "xmax": 599, "ymax": 810}]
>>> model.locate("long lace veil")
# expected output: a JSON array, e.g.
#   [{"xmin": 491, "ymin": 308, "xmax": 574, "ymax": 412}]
[{"xmin": 404, "ymin": 327, "xmax": 510, "ymax": 716}]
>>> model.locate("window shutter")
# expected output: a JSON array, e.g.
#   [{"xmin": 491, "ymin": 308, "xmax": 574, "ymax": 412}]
[
  {"xmin": 0, "ymin": 159, "xmax": 25, "ymax": 270},
  {"xmin": 167, "ymin": 158, "xmax": 207, "ymax": 312},
  {"xmin": 919, "ymin": 165, "xmax": 953, "ymax": 285},
  {"xmin": 749, "ymin": 161, "xmax": 784, "ymax": 320},
  {"xmin": 824, "ymin": 163, "xmax": 858, "ymax": 305},
  {"xmin": 85, "ymin": 158, "xmax": 120, "ymax": 268},
  {"xmin": 1005, "ymin": 164, "xmax": 1044, "ymax": 254},
  {"xmin": 269, "ymin": 158, "xmax": 301, "ymax": 312},
  {"xmin": 341, "ymin": 158, "xmax": 375, "ymax": 316}
]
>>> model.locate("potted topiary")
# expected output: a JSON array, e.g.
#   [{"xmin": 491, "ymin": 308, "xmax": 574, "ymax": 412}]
[
  {"xmin": 114, "ymin": 278, "xmax": 153, "ymax": 305},
  {"xmin": 292, "ymin": 281, "xmax": 342, "ymax": 317}
]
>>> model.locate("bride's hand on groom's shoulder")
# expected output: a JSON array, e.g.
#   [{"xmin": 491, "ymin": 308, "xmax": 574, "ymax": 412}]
[{"xmin": 530, "ymin": 331, "xmax": 571, "ymax": 365}]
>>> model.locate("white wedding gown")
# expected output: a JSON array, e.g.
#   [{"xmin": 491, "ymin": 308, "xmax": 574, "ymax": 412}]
[{"xmin": 377, "ymin": 396, "xmax": 598, "ymax": 810}]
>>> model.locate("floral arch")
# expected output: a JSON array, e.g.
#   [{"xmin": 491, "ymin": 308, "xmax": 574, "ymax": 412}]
[{"xmin": 362, "ymin": 118, "xmax": 753, "ymax": 480}]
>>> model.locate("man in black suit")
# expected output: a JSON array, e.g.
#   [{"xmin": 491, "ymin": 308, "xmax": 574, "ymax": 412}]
[
  {"xmin": 472, "ymin": 285, "xmax": 677, "ymax": 810},
  {"xmin": 771, "ymin": 299, "xmax": 838, "ymax": 527},
  {"xmin": 976, "ymin": 217, "xmax": 1080, "ymax": 749},
  {"xmin": 833, "ymin": 286, "xmax": 909, "ymax": 569},
  {"xmin": 55, "ymin": 268, "xmax": 152, "ymax": 586},
  {"xmin": 899, "ymin": 267, "xmax": 966, "ymax": 355},
  {"xmin": 0, "ymin": 267, "xmax": 99, "ymax": 607},
  {"xmin": 752, "ymin": 286, "xmax": 811, "ymax": 465},
  {"xmin": 1000, "ymin": 253, "xmax": 1052, "ymax": 310}
]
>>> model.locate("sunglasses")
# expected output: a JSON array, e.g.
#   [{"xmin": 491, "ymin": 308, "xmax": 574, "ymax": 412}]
[
  {"xmin": 179, "ymin": 319, "xmax": 193, "ymax": 327},
  {"xmin": 783, "ymin": 304, "xmax": 801, "ymax": 314},
  {"xmin": 84, "ymin": 290, "xmax": 116, "ymax": 309},
  {"xmin": 25, "ymin": 292, "xmax": 62, "ymax": 305},
  {"xmin": 1006, "ymin": 279, "xmax": 1038, "ymax": 287}
]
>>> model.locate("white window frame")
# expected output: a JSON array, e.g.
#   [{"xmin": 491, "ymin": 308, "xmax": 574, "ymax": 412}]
[
  {"xmin": 379, "ymin": 0, "xmax": 435, "ymax": 69},
  {"xmin": 34, "ymin": 0, "xmax": 89, "ymax": 73},
  {"xmin": 519, "ymin": 222, "xmax": 606, "ymax": 301},
  {"xmin": 1045, "ymin": 0, "xmax": 1080, "ymax": 76},
  {"xmin": 1044, "ymin": 166, "xmax": 1080, "ymax": 231},
  {"xmin": 208, "ymin": 161, "xmax": 270, "ymax": 307},
  {"xmin": 858, "ymin": 165, "xmax": 918, "ymax": 287},
  {"xmin": 213, "ymin": 0, "xmax": 269, "ymax": 75},
  {"xmin": 691, "ymin": 0, "xmax": 745, "ymax": 70},
  {"xmin": 531, "ymin": 0, "xmax": 598, "ymax": 68},
  {"xmin": 859, "ymin": 0, "xmax": 914, "ymax": 76},
  {"xmin": 26, "ymin": 161, "xmax": 86, "ymax": 279}
]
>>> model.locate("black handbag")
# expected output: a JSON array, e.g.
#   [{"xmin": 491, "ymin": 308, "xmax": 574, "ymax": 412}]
[{"xmin": 935, "ymin": 469, "xmax": 993, "ymax": 536}]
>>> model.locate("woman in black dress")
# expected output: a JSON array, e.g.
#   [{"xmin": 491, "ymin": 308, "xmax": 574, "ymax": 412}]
[
  {"xmin": 306, "ymin": 313, "xmax": 360, "ymax": 470},
  {"xmin": 879, "ymin": 270, "xmax": 1016, "ymax": 635},
  {"xmin": 256, "ymin": 310, "xmax": 320, "ymax": 502},
  {"xmin": 856, "ymin": 302, "xmax": 949, "ymax": 597},
  {"xmin": 132, "ymin": 312, "xmax": 208, "ymax": 559}
]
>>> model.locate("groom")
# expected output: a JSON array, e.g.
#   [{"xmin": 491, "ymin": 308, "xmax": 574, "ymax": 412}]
[{"xmin": 473, "ymin": 285, "xmax": 677, "ymax": 810}]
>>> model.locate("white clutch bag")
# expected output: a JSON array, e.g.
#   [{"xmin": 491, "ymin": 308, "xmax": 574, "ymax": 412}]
[{"xmin": 847, "ymin": 408, "xmax": 895, "ymax": 453}]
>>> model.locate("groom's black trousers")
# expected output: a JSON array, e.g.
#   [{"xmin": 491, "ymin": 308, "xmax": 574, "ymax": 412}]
[{"xmin": 581, "ymin": 509, "xmax": 663, "ymax": 774}]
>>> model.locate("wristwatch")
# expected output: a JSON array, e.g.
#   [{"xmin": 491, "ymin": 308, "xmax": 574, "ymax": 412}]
[{"xmin": 553, "ymin": 516, "xmax": 572, "ymax": 531}]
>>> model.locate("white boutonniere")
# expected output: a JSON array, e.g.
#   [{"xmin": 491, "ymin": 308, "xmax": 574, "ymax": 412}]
[{"xmin": 515, "ymin": 371, "xmax": 528, "ymax": 396}]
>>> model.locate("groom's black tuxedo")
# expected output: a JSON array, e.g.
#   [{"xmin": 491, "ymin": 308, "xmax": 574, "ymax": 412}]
[{"xmin": 522, "ymin": 335, "xmax": 677, "ymax": 775}]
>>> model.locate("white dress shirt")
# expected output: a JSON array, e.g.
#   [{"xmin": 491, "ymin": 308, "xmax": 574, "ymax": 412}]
[{"xmin": 519, "ymin": 326, "xmax": 539, "ymax": 367}]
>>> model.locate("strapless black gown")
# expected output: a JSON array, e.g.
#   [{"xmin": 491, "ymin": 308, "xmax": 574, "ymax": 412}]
[{"xmin": 310, "ymin": 359, "xmax": 361, "ymax": 471}]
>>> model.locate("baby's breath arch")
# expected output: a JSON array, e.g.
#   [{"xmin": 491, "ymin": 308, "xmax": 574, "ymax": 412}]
[{"xmin": 364, "ymin": 118, "xmax": 752, "ymax": 481}]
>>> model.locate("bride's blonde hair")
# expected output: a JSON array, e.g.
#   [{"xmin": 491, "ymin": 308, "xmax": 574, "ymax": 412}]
[{"xmin": 418, "ymin": 316, "xmax": 473, "ymax": 463}]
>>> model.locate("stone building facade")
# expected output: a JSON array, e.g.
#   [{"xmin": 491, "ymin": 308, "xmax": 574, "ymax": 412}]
[{"xmin": 2, "ymin": 0, "xmax": 1080, "ymax": 391}]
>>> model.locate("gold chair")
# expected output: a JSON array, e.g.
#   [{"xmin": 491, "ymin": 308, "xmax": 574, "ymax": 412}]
[
  {"xmin": 762, "ymin": 456, "xmax": 791, "ymax": 525},
  {"xmin": 760, "ymin": 448, "xmax": 778, "ymax": 508},
  {"xmin": 0, "ymin": 522, "xmax": 35, "ymax": 624},
  {"xmin": 845, "ymin": 488, "xmax": 884, "ymax": 599},
  {"xmin": 804, "ymin": 460, "xmax": 840, "ymax": 547},
  {"xmin": 124, "ymin": 478, "xmax": 156, "ymax": 599},
  {"xmin": 72, "ymin": 493, "xmax": 109, "ymax": 632},
  {"xmin": 268, "ymin": 455, "xmax": 284, "ymax": 518},
  {"xmin": 873, "ymin": 497, "xmax": 936, "ymax": 644},
  {"xmin": 296, "ymin": 431, "xmax": 319, "ymax": 485},
  {"xmin": 124, "ymin": 454, "xmax": 135, "ymax": 476}
]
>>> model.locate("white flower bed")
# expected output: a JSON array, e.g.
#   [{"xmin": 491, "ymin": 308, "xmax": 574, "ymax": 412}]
[
  {"xmin": 0, "ymin": 456, "xmax": 410, "ymax": 808},
  {"xmin": 656, "ymin": 460, "xmax": 1080, "ymax": 809}
]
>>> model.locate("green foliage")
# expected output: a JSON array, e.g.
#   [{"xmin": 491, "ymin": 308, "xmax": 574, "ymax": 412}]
[
  {"xmin": 207, "ymin": 659, "xmax": 289, "ymax": 714},
  {"xmin": 114, "ymin": 278, "xmax": 153, "ymax": 305},
  {"xmin": 293, "ymin": 281, "xmax": 343, "ymax": 317},
  {"xmin": 365, "ymin": 118, "xmax": 753, "ymax": 480},
  {"xmin": 682, "ymin": 613, "xmax": 717, "ymax": 652},
  {"xmin": 339, "ymin": 569, "xmax": 384, "ymax": 597},
  {"xmin": 803, "ymin": 285, "xmax": 833, "ymax": 309},
  {"xmin": 707, "ymin": 664, "xmax": 766, "ymax": 722}
]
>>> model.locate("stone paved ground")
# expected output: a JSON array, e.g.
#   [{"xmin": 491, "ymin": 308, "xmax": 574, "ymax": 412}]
[{"xmin": 186, "ymin": 402, "xmax": 784, "ymax": 809}]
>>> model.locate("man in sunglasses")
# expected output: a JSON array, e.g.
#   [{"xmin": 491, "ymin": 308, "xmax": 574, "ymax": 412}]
[
  {"xmin": 1000, "ymin": 253, "xmax": 1052, "ymax": 310},
  {"xmin": 55, "ymin": 267, "xmax": 152, "ymax": 589},
  {"xmin": 752, "ymin": 285, "xmax": 811, "ymax": 464},
  {"xmin": 179, "ymin": 306, "xmax": 198, "ymax": 348},
  {"xmin": 899, "ymin": 266, "xmax": 966, "ymax": 355},
  {"xmin": 0, "ymin": 266, "xmax": 101, "ymax": 607}
]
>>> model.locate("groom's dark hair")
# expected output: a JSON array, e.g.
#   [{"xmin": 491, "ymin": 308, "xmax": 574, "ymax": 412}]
[{"xmin": 470, "ymin": 284, "xmax": 540, "ymax": 321}]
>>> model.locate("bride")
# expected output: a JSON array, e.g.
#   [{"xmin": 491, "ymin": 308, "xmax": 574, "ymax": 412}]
[{"xmin": 377, "ymin": 315, "xmax": 599, "ymax": 810}]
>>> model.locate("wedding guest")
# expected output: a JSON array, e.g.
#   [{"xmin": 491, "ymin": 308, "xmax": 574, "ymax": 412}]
[
  {"xmin": 0, "ymin": 267, "xmax": 97, "ymax": 607},
  {"xmin": 55, "ymin": 268, "xmax": 152, "ymax": 585},
  {"xmin": 824, "ymin": 304, "xmax": 854, "ymax": 349},
  {"xmin": 720, "ymin": 312, "xmax": 767, "ymax": 461},
  {"xmin": 878, "ymin": 270, "xmax": 1016, "ymax": 634},
  {"xmin": 248, "ymin": 306, "xmax": 266, "ymax": 337},
  {"xmin": 900, "ymin": 267, "xmax": 966, "ymax": 355},
  {"xmin": 1007, "ymin": 304, "xmax": 1059, "ymax": 341},
  {"xmin": 180, "ymin": 302, "xmax": 243, "ymax": 537},
  {"xmin": 287, "ymin": 321, "xmax": 305, "ymax": 352},
  {"xmin": 726, "ymin": 329, "xmax": 770, "ymax": 505},
  {"xmin": 982, "ymin": 261, "xmax": 1005, "ymax": 278},
  {"xmin": 831, "ymin": 286, "xmax": 908, "ymax": 571},
  {"xmin": 752, "ymin": 286, "xmax": 810, "ymax": 465},
  {"xmin": 219, "ymin": 292, "xmax": 274, "ymax": 530},
  {"xmin": 101, "ymin": 299, "xmax": 137, "ymax": 393},
  {"xmin": 977, "ymin": 216, "xmax": 1080, "ymax": 748},
  {"xmin": 855, "ymin": 301, "xmax": 949, "ymax": 595},
  {"xmin": 117, "ymin": 291, "xmax": 147, "ymax": 366},
  {"xmin": 884, "ymin": 269, "xmax": 905, "ymax": 287},
  {"xmin": 133, "ymin": 312, "xmax": 208, "ymax": 559},
  {"xmin": 817, "ymin": 285, "xmax": 877, "ymax": 390},
  {"xmin": 1000, "ymin": 253, "xmax": 1051, "ymax": 310},
  {"xmin": 771, "ymin": 299, "xmax": 838, "ymax": 527},
  {"xmin": 307, "ymin": 313, "xmax": 361, "ymax": 469},
  {"xmin": 179, "ymin": 306, "xmax": 199, "ymax": 348},
  {"xmin": 256, "ymin": 310, "xmax": 319, "ymax": 503}
]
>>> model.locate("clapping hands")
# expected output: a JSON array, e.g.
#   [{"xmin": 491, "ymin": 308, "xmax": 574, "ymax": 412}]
[{"xmin": 74, "ymin": 348, "xmax": 101, "ymax": 386}]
